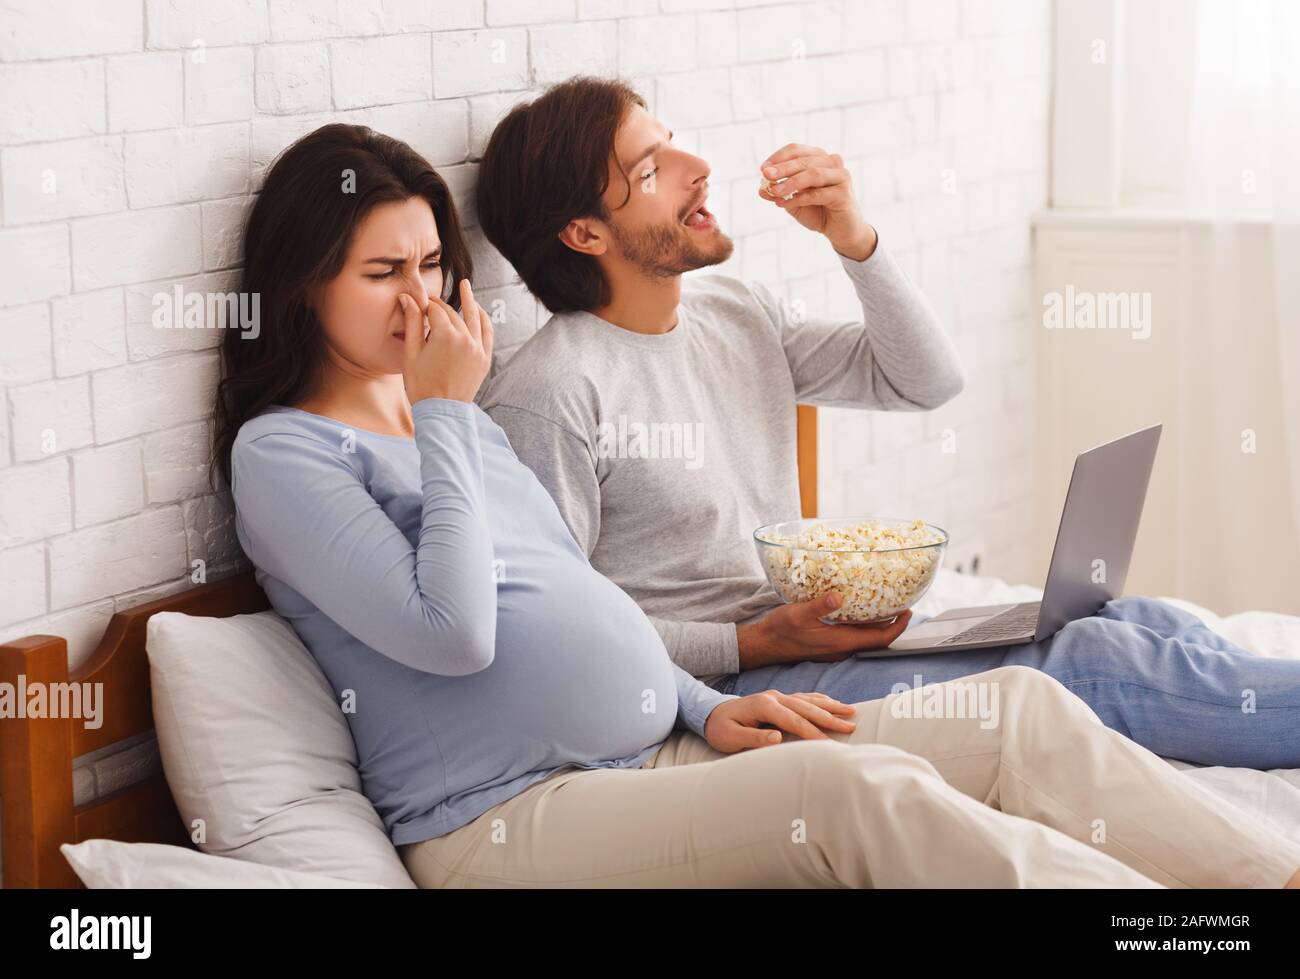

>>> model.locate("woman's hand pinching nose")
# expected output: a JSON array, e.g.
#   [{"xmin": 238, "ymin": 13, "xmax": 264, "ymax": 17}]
[{"xmin": 399, "ymin": 280, "xmax": 492, "ymax": 405}]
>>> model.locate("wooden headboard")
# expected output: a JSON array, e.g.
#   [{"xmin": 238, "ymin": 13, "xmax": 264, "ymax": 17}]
[{"xmin": 0, "ymin": 406, "xmax": 816, "ymax": 888}]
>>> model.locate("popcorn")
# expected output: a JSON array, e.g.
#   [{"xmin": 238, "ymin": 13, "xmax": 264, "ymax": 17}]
[
  {"xmin": 757, "ymin": 518, "xmax": 946, "ymax": 623},
  {"xmin": 760, "ymin": 171, "xmax": 797, "ymax": 201}
]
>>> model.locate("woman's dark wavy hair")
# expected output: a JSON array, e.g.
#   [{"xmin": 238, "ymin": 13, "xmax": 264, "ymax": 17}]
[
  {"xmin": 477, "ymin": 76, "xmax": 645, "ymax": 314},
  {"xmin": 209, "ymin": 123, "xmax": 472, "ymax": 492}
]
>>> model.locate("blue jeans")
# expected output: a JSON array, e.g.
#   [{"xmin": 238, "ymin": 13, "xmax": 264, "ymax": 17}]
[{"xmin": 712, "ymin": 596, "xmax": 1300, "ymax": 770}]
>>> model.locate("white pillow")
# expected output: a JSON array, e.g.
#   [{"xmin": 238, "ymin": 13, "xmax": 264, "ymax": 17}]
[
  {"xmin": 61, "ymin": 840, "xmax": 388, "ymax": 889},
  {"xmin": 146, "ymin": 609, "xmax": 416, "ymax": 888}
]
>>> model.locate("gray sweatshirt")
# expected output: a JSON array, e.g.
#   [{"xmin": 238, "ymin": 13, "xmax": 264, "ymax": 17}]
[{"xmin": 478, "ymin": 238, "xmax": 965, "ymax": 685}]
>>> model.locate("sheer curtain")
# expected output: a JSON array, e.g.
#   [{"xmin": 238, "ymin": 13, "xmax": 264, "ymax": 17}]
[{"xmin": 1182, "ymin": 0, "xmax": 1300, "ymax": 603}]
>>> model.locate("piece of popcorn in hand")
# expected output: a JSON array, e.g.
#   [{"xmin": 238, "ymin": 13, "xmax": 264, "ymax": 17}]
[{"xmin": 761, "ymin": 171, "xmax": 797, "ymax": 201}]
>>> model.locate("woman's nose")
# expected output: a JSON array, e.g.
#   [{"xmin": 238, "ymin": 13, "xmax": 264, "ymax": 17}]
[{"xmin": 397, "ymin": 270, "xmax": 430, "ymax": 312}]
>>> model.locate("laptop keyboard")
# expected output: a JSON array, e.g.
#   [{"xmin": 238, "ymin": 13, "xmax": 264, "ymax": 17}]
[{"xmin": 935, "ymin": 601, "xmax": 1042, "ymax": 646}]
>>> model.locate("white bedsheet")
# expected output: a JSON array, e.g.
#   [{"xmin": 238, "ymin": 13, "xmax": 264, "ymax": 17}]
[{"xmin": 912, "ymin": 569, "xmax": 1300, "ymax": 844}]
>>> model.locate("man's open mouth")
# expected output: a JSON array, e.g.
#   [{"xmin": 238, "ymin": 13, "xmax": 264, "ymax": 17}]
[{"xmin": 683, "ymin": 198, "xmax": 716, "ymax": 230}]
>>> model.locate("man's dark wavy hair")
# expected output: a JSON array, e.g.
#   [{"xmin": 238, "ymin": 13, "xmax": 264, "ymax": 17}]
[{"xmin": 476, "ymin": 76, "xmax": 645, "ymax": 314}]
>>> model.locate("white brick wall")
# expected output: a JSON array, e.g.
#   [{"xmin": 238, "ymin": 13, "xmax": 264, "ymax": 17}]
[{"xmin": 0, "ymin": 0, "xmax": 1051, "ymax": 882}]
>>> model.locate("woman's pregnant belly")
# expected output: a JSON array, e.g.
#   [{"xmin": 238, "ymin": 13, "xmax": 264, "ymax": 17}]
[{"xmin": 432, "ymin": 547, "xmax": 681, "ymax": 779}]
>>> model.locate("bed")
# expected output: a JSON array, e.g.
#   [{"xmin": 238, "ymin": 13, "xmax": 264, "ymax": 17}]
[
  {"xmin": 1, "ymin": 573, "xmax": 263, "ymax": 887},
  {"xmin": 4, "ymin": 407, "xmax": 1300, "ymax": 886},
  {"xmin": 910, "ymin": 573, "xmax": 1300, "ymax": 845}
]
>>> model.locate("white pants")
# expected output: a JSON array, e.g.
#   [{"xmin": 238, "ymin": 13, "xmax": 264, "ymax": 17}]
[{"xmin": 400, "ymin": 666, "xmax": 1300, "ymax": 887}]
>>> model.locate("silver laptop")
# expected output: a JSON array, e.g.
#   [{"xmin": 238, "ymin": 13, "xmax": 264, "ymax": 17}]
[{"xmin": 857, "ymin": 423, "xmax": 1162, "ymax": 658}]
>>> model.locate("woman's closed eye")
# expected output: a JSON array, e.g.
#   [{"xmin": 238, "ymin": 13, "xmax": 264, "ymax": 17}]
[{"xmin": 367, "ymin": 261, "xmax": 440, "ymax": 281}]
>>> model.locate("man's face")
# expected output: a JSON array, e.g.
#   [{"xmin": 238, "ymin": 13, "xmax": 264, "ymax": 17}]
[{"xmin": 599, "ymin": 105, "xmax": 734, "ymax": 277}]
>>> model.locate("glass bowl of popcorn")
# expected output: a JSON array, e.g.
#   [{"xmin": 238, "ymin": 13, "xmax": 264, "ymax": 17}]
[{"xmin": 753, "ymin": 517, "xmax": 948, "ymax": 625}]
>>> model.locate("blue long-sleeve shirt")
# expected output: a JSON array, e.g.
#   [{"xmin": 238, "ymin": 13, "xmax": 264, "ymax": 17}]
[{"xmin": 230, "ymin": 397, "xmax": 738, "ymax": 845}]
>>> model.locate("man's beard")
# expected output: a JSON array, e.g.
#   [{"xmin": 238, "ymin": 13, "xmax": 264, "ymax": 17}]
[{"xmin": 607, "ymin": 214, "xmax": 734, "ymax": 279}]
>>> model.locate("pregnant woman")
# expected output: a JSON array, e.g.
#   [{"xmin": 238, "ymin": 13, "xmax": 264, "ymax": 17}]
[{"xmin": 212, "ymin": 123, "xmax": 1300, "ymax": 888}]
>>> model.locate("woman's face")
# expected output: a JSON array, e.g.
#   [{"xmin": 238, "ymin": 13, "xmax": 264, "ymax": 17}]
[{"xmin": 313, "ymin": 195, "xmax": 444, "ymax": 376}]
